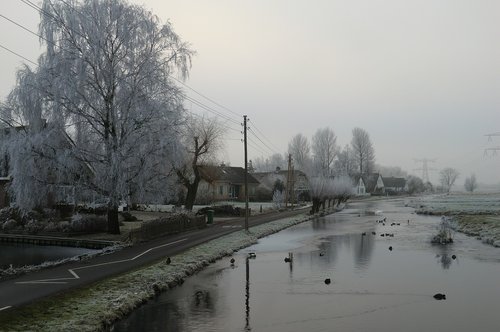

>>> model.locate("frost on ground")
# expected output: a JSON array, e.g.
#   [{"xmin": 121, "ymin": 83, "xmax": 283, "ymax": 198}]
[
  {"xmin": 0, "ymin": 212, "xmax": 313, "ymax": 332},
  {"xmin": 410, "ymin": 193, "xmax": 500, "ymax": 247}
]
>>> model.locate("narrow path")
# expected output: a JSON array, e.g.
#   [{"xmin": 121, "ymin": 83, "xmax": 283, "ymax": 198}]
[{"xmin": 0, "ymin": 208, "xmax": 307, "ymax": 311}]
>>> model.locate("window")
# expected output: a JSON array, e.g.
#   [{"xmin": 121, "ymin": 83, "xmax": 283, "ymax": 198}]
[{"xmin": 219, "ymin": 185, "xmax": 224, "ymax": 196}]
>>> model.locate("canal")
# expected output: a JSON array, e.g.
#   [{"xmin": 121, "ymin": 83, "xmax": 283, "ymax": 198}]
[
  {"xmin": 113, "ymin": 199, "xmax": 500, "ymax": 331},
  {"xmin": 0, "ymin": 243, "xmax": 99, "ymax": 270}
]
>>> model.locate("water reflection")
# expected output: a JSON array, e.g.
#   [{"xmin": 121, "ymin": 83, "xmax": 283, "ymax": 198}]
[
  {"xmin": 314, "ymin": 233, "xmax": 375, "ymax": 271},
  {"xmin": 245, "ymin": 256, "xmax": 251, "ymax": 331},
  {"xmin": 113, "ymin": 199, "xmax": 500, "ymax": 332},
  {"xmin": 193, "ymin": 289, "xmax": 213, "ymax": 309},
  {"xmin": 433, "ymin": 243, "xmax": 457, "ymax": 269},
  {"xmin": 116, "ymin": 301, "xmax": 183, "ymax": 332}
]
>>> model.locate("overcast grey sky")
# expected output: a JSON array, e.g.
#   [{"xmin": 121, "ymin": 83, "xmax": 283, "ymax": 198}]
[{"xmin": 1, "ymin": 0, "xmax": 499, "ymax": 185}]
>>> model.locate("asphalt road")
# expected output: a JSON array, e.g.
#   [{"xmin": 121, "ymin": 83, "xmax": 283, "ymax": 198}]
[{"xmin": 0, "ymin": 208, "xmax": 307, "ymax": 312}]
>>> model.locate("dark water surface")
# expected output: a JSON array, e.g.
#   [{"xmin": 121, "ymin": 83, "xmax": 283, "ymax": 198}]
[
  {"xmin": 0, "ymin": 243, "xmax": 98, "ymax": 269},
  {"xmin": 113, "ymin": 199, "xmax": 500, "ymax": 331}
]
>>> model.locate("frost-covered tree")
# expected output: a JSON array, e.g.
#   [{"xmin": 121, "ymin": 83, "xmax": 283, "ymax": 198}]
[
  {"xmin": 309, "ymin": 175, "xmax": 353, "ymax": 214},
  {"xmin": 272, "ymin": 189, "xmax": 284, "ymax": 209},
  {"xmin": 1, "ymin": 0, "xmax": 194, "ymax": 233},
  {"xmin": 173, "ymin": 115, "xmax": 225, "ymax": 210},
  {"xmin": 309, "ymin": 176, "xmax": 327, "ymax": 214},
  {"xmin": 333, "ymin": 145, "xmax": 356, "ymax": 176},
  {"xmin": 287, "ymin": 133, "xmax": 311, "ymax": 172},
  {"xmin": 312, "ymin": 127, "xmax": 337, "ymax": 176},
  {"xmin": 351, "ymin": 127, "xmax": 375, "ymax": 174},
  {"xmin": 439, "ymin": 168, "xmax": 460, "ymax": 193},
  {"xmin": 464, "ymin": 174, "xmax": 477, "ymax": 193},
  {"xmin": 252, "ymin": 153, "xmax": 287, "ymax": 172},
  {"xmin": 406, "ymin": 175, "xmax": 425, "ymax": 195},
  {"xmin": 376, "ymin": 165, "xmax": 408, "ymax": 178},
  {"xmin": 332, "ymin": 175, "xmax": 355, "ymax": 205}
]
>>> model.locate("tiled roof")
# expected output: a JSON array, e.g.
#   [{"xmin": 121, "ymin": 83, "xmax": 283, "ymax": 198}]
[
  {"xmin": 382, "ymin": 176, "xmax": 406, "ymax": 188},
  {"xmin": 198, "ymin": 165, "xmax": 260, "ymax": 184},
  {"xmin": 361, "ymin": 173, "xmax": 381, "ymax": 193}
]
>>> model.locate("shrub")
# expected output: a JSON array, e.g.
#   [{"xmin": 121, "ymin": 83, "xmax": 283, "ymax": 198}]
[
  {"xmin": 431, "ymin": 216, "xmax": 454, "ymax": 244},
  {"xmin": 25, "ymin": 219, "xmax": 44, "ymax": 234},
  {"xmin": 44, "ymin": 221, "xmax": 68, "ymax": 233},
  {"xmin": 68, "ymin": 214, "xmax": 107, "ymax": 233},
  {"xmin": 121, "ymin": 211, "xmax": 138, "ymax": 222},
  {"xmin": 2, "ymin": 219, "xmax": 18, "ymax": 232}
]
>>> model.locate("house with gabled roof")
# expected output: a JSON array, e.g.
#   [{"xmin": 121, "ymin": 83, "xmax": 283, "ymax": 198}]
[
  {"xmin": 382, "ymin": 176, "xmax": 407, "ymax": 195},
  {"xmin": 196, "ymin": 164, "xmax": 260, "ymax": 203},
  {"xmin": 351, "ymin": 174, "xmax": 369, "ymax": 196},
  {"xmin": 361, "ymin": 173, "xmax": 385, "ymax": 195}
]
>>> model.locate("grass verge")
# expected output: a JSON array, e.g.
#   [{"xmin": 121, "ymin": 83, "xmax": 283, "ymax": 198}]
[
  {"xmin": 0, "ymin": 211, "xmax": 314, "ymax": 331},
  {"xmin": 454, "ymin": 215, "xmax": 500, "ymax": 247}
]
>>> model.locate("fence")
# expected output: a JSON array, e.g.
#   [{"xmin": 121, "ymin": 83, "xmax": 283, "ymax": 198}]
[{"xmin": 129, "ymin": 214, "xmax": 206, "ymax": 243}]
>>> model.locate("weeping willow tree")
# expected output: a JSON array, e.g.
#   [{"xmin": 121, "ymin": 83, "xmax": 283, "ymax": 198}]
[{"xmin": 0, "ymin": 0, "xmax": 194, "ymax": 234}]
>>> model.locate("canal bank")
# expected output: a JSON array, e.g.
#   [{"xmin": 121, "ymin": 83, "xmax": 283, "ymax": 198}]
[
  {"xmin": 0, "ymin": 207, "xmax": 326, "ymax": 331},
  {"xmin": 113, "ymin": 198, "xmax": 500, "ymax": 332},
  {"xmin": 411, "ymin": 193, "xmax": 500, "ymax": 247}
]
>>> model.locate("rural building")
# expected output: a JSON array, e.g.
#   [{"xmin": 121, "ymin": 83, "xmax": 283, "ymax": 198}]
[
  {"xmin": 382, "ymin": 176, "xmax": 407, "ymax": 195},
  {"xmin": 196, "ymin": 165, "xmax": 260, "ymax": 203},
  {"xmin": 361, "ymin": 173, "xmax": 385, "ymax": 195},
  {"xmin": 352, "ymin": 175, "xmax": 368, "ymax": 196}
]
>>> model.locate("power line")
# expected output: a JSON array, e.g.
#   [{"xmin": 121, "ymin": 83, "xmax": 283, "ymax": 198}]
[
  {"xmin": 248, "ymin": 128, "xmax": 280, "ymax": 155},
  {"xmin": 249, "ymin": 129, "xmax": 276, "ymax": 153},
  {"xmin": 248, "ymin": 120, "xmax": 282, "ymax": 153},
  {"xmin": 13, "ymin": 0, "xmax": 282, "ymax": 162},
  {"xmin": 52, "ymin": 0, "xmax": 244, "ymax": 126},
  {"xmin": 184, "ymin": 109, "xmax": 241, "ymax": 134},
  {"xmin": 18, "ymin": 0, "xmax": 243, "ymax": 127},
  {"xmin": 0, "ymin": 43, "xmax": 37, "ymax": 66},
  {"xmin": 247, "ymin": 138, "xmax": 270, "ymax": 156},
  {"xmin": 0, "ymin": 41, "xmax": 242, "ymax": 137},
  {"xmin": 184, "ymin": 95, "xmax": 240, "ymax": 126},
  {"xmin": 20, "ymin": 0, "xmax": 61, "ymax": 26},
  {"xmin": 169, "ymin": 75, "xmax": 242, "ymax": 119},
  {"xmin": 247, "ymin": 141, "xmax": 267, "ymax": 156},
  {"xmin": 0, "ymin": 13, "xmax": 40, "ymax": 40}
]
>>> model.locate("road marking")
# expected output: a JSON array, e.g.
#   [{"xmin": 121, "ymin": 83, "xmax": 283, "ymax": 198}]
[
  {"xmin": 0, "ymin": 306, "xmax": 11, "ymax": 311},
  {"xmin": 221, "ymin": 225, "xmax": 242, "ymax": 228},
  {"xmin": 15, "ymin": 238, "xmax": 188, "ymax": 285},
  {"xmin": 15, "ymin": 281, "xmax": 69, "ymax": 285}
]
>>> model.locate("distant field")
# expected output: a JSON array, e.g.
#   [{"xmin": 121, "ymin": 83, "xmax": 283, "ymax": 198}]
[
  {"xmin": 410, "ymin": 193, "xmax": 500, "ymax": 247},
  {"xmin": 411, "ymin": 193, "xmax": 500, "ymax": 215}
]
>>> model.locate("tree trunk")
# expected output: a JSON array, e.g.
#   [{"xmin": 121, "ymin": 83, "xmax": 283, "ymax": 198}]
[
  {"xmin": 311, "ymin": 198, "xmax": 321, "ymax": 214},
  {"xmin": 107, "ymin": 205, "xmax": 120, "ymax": 234},
  {"xmin": 184, "ymin": 181, "xmax": 200, "ymax": 211}
]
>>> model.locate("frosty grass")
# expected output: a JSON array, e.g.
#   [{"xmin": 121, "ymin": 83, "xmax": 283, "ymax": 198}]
[
  {"xmin": 411, "ymin": 193, "xmax": 500, "ymax": 247},
  {"xmin": 0, "ymin": 211, "xmax": 313, "ymax": 332}
]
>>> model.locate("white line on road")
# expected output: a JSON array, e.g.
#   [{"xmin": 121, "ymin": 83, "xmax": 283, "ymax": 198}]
[
  {"xmin": 15, "ymin": 238, "xmax": 188, "ymax": 285},
  {"xmin": 0, "ymin": 306, "xmax": 11, "ymax": 311},
  {"xmin": 15, "ymin": 281, "xmax": 69, "ymax": 285}
]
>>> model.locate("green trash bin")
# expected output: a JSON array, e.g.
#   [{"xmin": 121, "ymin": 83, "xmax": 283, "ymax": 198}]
[{"xmin": 206, "ymin": 209, "xmax": 214, "ymax": 224}]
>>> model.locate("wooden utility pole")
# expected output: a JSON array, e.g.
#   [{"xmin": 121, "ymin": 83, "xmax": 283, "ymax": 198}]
[
  {"xmin": 285, "ymin": 154, "xmax": 294, "ymax": 208},
  {"xmin": 244, "ymin": 115, "xmax": 249, "ymax": 231}
]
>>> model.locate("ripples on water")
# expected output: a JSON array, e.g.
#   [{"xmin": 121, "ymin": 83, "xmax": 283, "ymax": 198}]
[{"xmin": 113, "ymin": 199, "xmax": 500, "ymax": 332}]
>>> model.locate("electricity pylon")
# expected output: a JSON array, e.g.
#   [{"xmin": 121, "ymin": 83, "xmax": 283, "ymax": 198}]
[
  {"xmin": 484, "ymin": 132, "xmax": 500, "ymax": 156},
  {"xmin": 414, "ymin": 158, "xmax": 437, "ymax": 183}
]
